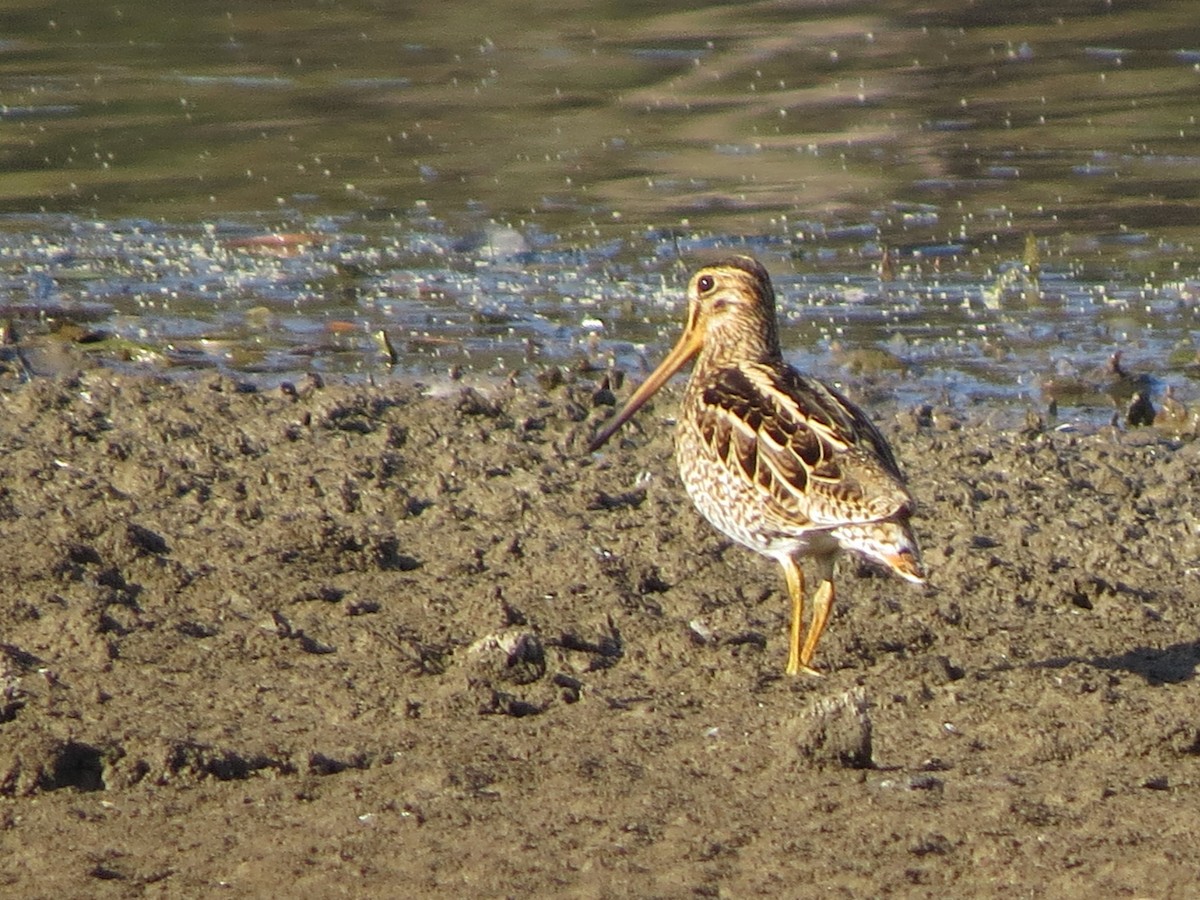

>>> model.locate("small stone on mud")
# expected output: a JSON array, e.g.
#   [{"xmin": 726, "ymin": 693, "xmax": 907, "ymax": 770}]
[
  {"xmin": 796, "ymin": 687, "xmax": 873, "ymax": 769},
  {"xmin": 687, "ymin": 619, "xmax": 714, "ymax": 645},
  {"xmin": 466, "ymin": 630, "xmax": 546, "ymax": 685},
  {"xmin": 1126, "ymin": 390, "xmax": 1155, "ymax": 427},
  {"xmin": 591, "ymin": 376, "xmax": 617, "ymax": 408}
]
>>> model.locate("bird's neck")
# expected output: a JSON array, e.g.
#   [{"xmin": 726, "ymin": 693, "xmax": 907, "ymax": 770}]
[{"xmin": 698, "ymin": 333, "xmax": 782, "ymax": 371}]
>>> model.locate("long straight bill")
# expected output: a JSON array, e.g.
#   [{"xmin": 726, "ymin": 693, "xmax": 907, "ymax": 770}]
[{"xmin": 586, "ymin": 328, "xmax": 703, "ymax": 453}]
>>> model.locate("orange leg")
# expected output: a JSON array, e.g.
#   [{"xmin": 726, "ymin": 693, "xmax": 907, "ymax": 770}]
[
  {"xmin": 799, "ymin": 578, "xmax": 835, "ymax": 672},
  {"xmin": 781, "ymin": 558, "xmax": 821, "ymax": 677}
]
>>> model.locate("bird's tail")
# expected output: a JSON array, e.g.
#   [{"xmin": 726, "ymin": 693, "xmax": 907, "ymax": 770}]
[{"xmin": 836, "ymin": 520, "xmax": 926, "ymax": 584}]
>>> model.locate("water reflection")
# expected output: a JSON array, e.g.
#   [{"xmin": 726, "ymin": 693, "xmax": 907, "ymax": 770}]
[{"xmin": 0, "ymin": 1, "xmax": 1199, "ymax": 425}]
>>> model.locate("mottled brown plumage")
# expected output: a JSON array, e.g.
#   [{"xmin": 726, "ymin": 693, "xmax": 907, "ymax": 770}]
[{"xmin": 588, "ymin": 255, "xmax": 924, "ymax": 675}]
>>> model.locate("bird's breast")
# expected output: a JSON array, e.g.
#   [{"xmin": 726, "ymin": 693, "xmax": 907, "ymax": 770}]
[{"xmin": 674, "ymin": 420, "xmax": 818, "ymax": 558}]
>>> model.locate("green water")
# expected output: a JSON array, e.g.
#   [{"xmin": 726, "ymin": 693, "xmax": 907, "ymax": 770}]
[{"xmin": 1, "ymin": 0, "xmax": 1199, "ymax": 422}]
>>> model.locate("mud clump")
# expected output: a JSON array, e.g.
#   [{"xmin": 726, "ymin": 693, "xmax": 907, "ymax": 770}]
[
  {"xmin": 1, "ymin": 370, "xmax": 1200, "ymax": 895},
  {"xmin": 795, "ymin": 687, "xmax": 874, "ymax": 769}
]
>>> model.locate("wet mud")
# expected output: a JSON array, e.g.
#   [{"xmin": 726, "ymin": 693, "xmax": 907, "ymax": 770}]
[{"xmin": 2, "ymin": 368, "xmax": 1199, "ymax": 896}]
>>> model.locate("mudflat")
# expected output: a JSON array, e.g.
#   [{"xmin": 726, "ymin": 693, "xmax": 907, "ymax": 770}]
[{"xmin": 2, "ymin": 368, "xmax": 1198, "ymax": 896}]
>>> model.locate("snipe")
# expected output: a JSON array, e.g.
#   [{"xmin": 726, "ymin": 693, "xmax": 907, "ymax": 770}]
[{"xmin": 588, "ymin": 256, "xmax": 924, "ymax": 675}]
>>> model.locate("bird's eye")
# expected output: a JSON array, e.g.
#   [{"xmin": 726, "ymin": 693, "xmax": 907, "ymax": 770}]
[{"xmin": 697, "ymin": 274, "xmax": 715, "ymax": 293}]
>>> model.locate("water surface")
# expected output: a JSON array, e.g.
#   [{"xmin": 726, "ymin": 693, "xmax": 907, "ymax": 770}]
[{"xmin": 3, "ymin": 0, "xmax": 1200, "ymax": 424}]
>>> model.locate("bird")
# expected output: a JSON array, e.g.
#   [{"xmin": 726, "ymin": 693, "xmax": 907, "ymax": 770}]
[{"xmin": 587, "ymin": 255, "xmax": 924, "ymax": 675}]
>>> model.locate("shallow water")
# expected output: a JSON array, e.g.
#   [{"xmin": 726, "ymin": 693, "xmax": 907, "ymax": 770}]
[{"xmin": 2, "ymin": 0, "xmax": 1200, "ymax": 423}]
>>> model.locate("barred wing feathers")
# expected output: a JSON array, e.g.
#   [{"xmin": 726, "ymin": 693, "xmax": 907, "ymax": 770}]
[{"xmin": 694, "ymin": 364, "xmax": 914, "ymax": 531}]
